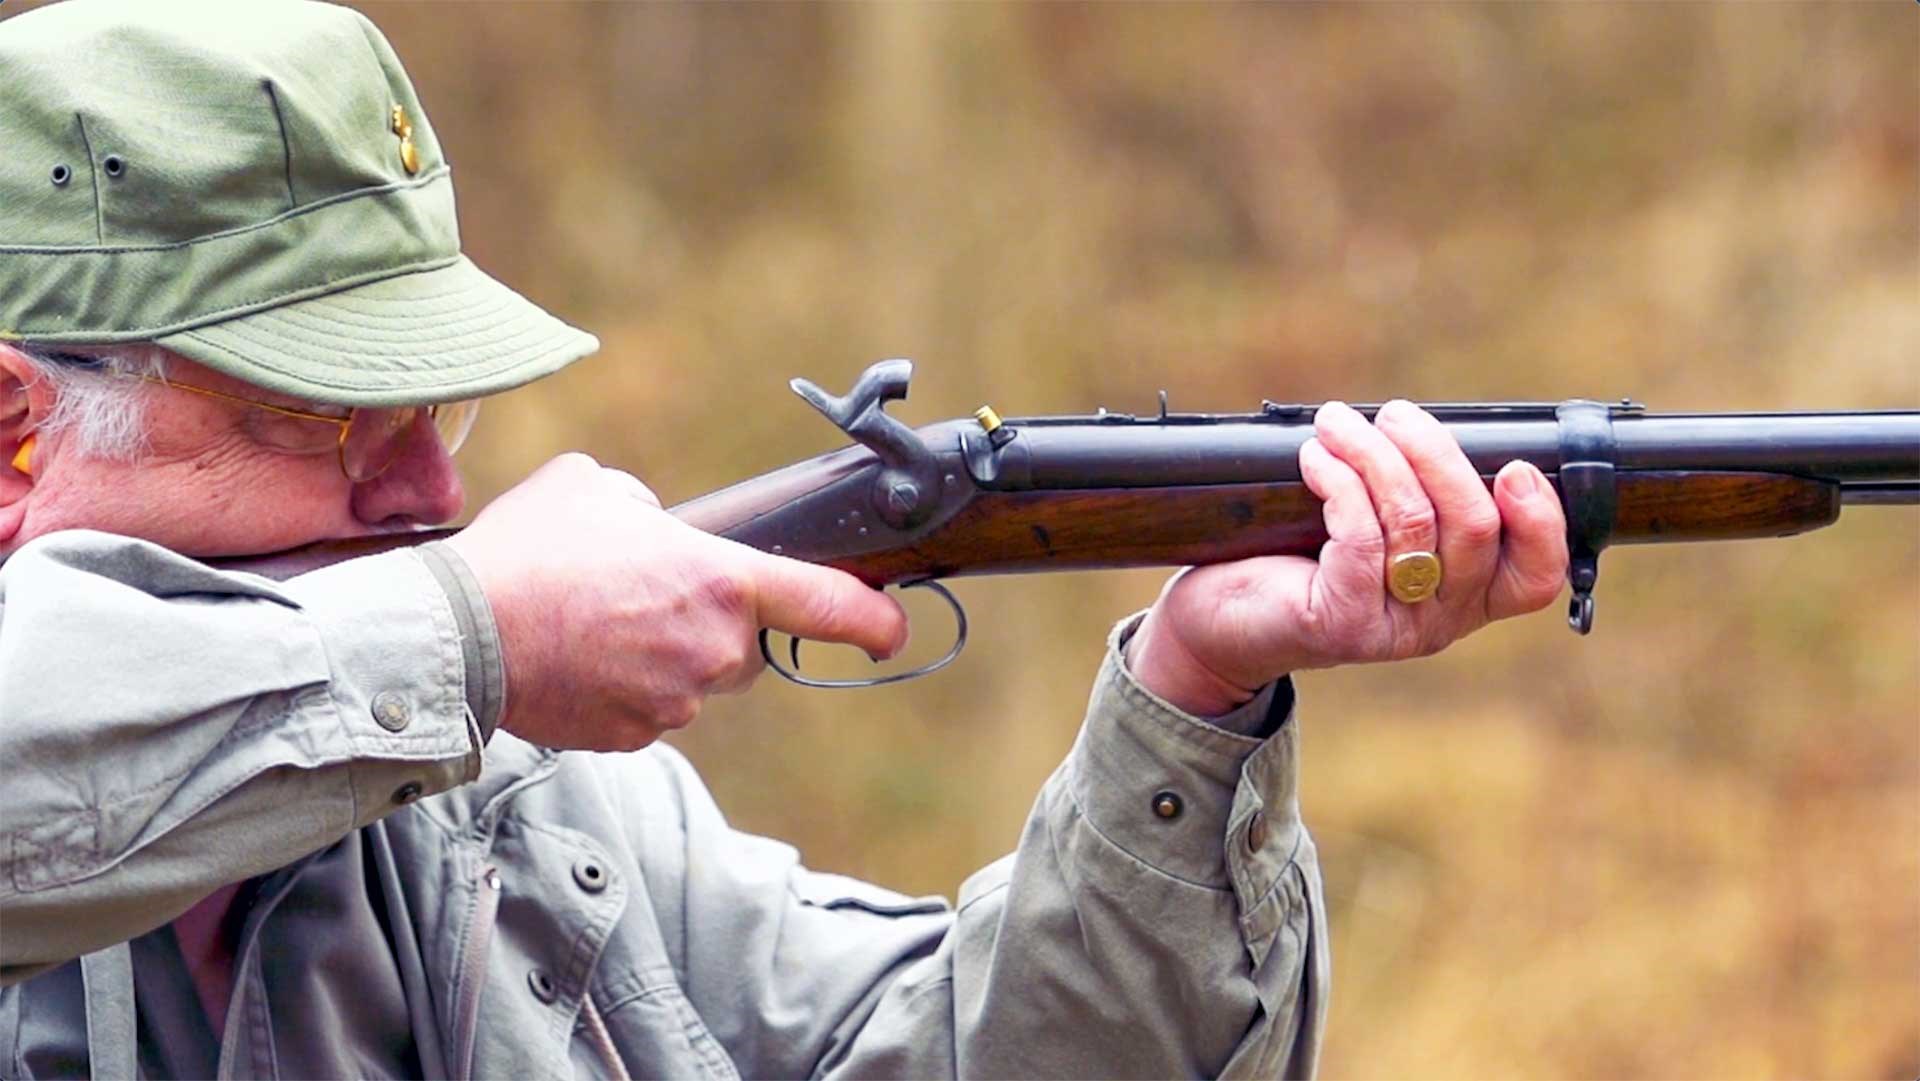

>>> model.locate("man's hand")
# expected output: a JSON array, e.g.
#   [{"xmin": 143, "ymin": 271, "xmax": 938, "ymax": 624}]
[
  {"xmin": 1128, "ymin": 400, "xmax": 1570, "ymax": 717},
  {"xmin": 446, "ymin": 454, "xmax": 908, "ymax": 751}
]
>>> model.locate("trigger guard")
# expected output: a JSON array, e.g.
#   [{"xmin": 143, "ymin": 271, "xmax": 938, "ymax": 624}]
[{"xmin": 760, "ymin": 580, "xmax": 968, "ymax": 689}]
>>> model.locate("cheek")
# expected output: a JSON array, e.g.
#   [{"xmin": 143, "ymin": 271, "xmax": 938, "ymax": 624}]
[
  {"xmin": 178, "ymin": 445, "xmax": 356, "ymax": 552},
  {"xmin": 32, "ymin": 438, "xmax": 357, "ymax": 558}
]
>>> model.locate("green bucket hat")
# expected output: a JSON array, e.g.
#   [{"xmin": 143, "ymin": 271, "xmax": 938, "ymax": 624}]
[{"xmin": 0, "ymin": 0, "xmax": 598, "ymax": 406}]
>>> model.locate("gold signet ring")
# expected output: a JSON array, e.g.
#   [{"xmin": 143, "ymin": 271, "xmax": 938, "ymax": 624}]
[{"xmin": 1388, "ymin": 551, "xmax": 1443, "ymax": 604}]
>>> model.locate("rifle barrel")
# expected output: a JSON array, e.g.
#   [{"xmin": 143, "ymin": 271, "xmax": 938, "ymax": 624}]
[
  {"xmin": 992, "ymin": 410, "xmax": 1920, "ymax": 493},
  {"xmin": 1842, "ymin": 481, "xmax": 1920, "ymax": 505}
]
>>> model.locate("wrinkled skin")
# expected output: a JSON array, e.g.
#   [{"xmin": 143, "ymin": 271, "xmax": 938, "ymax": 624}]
[{"xmin": 0, "ymin": 345, "xmax": 1567, "ymax": 743}]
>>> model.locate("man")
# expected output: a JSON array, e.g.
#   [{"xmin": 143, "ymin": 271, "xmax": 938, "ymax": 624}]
[{"xmin": 0, "ymin": 2, "xmax": 1569, "ymax": 1078}]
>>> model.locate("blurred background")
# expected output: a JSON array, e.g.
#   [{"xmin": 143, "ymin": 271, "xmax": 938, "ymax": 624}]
[
  {"xmin": 373, "ymin": 4, "xmax": 1917, "ymax": 1078},
  {"xmin": 43, "ymin": 1, "xmax": 1920, "ymax": 1075}
]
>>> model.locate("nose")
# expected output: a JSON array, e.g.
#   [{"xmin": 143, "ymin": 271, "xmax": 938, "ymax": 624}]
[{"xmin": 350, "ymin": 410, "xmax": 467, "ymax": 528}]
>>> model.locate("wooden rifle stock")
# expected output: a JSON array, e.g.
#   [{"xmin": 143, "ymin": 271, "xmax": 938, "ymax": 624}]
[{"xmin": 679, "ymin": 469, "xmax": 1845, "ymax": 587}]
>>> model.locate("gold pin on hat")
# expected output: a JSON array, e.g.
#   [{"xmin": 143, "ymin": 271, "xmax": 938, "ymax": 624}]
[
  {"xmin": 390, "ymin": 104, "xmax": 420, "ymax": 176},
  {"xmin": 1388, "ymin": 551, "xmax": 1443, "ymax": 604}
]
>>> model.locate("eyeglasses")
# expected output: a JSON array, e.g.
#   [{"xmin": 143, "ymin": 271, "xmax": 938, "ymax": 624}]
[{"xmin": 130, "ymin": 374, "xmax": 480, "ymax": 482}]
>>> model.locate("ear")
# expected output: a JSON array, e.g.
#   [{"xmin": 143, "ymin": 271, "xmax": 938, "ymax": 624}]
[{"xmin": 0, "ymin": 344, "xmax": 56, "ymax": 547}]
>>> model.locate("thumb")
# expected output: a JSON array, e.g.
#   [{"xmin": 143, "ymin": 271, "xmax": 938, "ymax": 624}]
[{"xmin": 748, "ymin": 553, "xmax": 909, "ymax": 660}]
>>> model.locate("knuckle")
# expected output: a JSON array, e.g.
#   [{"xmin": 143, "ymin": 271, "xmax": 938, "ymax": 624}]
[
  {"xmin": 1488, "ymin": 567, "xmax": 1565, "ymax": 620},
  {"xmin": 805, "ymin": 587, "xmax": 847, "ymax": 636},
  {"xmin": 1294, "ymin": 604, "xmax": 1327, "ymax": 640},
  {"xmin": 698, "ymin": 566, "xmax": 753, "ymax": 617},
  {"xmin": 729, "ymin": 633, "xmax": 757, "ymax": 671},
  {"xmin": 599, "ymin": 466, "xmax": 660, "ymax": 505},
  {"xmin": 696, "ymin": 644, "xmax": 742, "ymax": 688},
  {"xmin": 1524, "ymin": 571, "xmax": 1567, "ymax": 610},
  {"xmin": 1386, "ymin": 498, "xmax": 1438, "ymax": 539},
  {"xmin": 1313, "ymin": 401, "xmax": 1352, "ymax": 427},
  {"xmin": 1347, "ymin": 528, "xmax": 1388, "ymax": 562},
  {"xmin": 737, "ymin": 640, "xmax": 768, "ymax": 681},
  {"xmin": 724, "ymin": 636, "xmax": 762, "ymax": 685},
  {"xmin": 1374, "ymin": 398, "xmax": 1421, "ymax": 428},
  {"xmin": 1456, "ymin": 506, "xmax": 1503, "ymax": 547}
]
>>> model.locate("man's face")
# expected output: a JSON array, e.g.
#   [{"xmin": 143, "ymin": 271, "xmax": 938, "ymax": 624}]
[{"xmin": 3, "ymin": 350, "xmax": 467, "ymax": 559}]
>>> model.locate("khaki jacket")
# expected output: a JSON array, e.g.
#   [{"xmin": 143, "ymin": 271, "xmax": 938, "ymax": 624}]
[{"xmin": 0, "ymin": 532, "xmax": 1327, "ymax": 1078}]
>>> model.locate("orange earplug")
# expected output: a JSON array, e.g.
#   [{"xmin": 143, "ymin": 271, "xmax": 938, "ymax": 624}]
[{"xmin": 11, "ymin": 434, "xmax": 36, "ymax": 477}]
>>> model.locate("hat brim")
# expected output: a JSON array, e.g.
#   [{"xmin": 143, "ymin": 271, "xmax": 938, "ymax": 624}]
[{"xmin": 154, "ymin": 257, "xmax": 598, "ymax": 407}]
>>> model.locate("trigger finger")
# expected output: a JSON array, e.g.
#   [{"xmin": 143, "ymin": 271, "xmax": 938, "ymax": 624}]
[{"xmin": 750, "ymin": 554, "xmax": 909, "ymax": 661}]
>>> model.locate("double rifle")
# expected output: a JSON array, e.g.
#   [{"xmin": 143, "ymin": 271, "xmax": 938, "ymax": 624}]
[{"xmin": 247, "ymin": 360, "xmax": 1920, "ymax": 687}]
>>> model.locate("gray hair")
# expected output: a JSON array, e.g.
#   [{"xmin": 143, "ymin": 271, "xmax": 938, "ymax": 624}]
[{"xmin": 14, "ymin": 344, "xmax": 171, "ymax": 461}]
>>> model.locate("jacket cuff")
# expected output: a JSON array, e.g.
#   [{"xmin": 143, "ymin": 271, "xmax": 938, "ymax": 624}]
[
  {"xmin": 1110, "ymin": 612, "xmax": 1294, "ymax": 737},
  {"xmin": 278, "ymin": 548, "xmax": 487, "ymax": 785},
  {"xmin": 1068, "ymin": 614, "xmax": 1301, "ymax": 904},
  {"xmin": 416, "ymin": 541, "xmax": 507, "ymax": 746}
]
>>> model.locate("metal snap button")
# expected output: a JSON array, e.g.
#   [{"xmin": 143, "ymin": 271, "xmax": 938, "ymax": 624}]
[
  {"xmin": 572, "ymin": 859, "xmax": 608, "ymax": 894},
  {"xmin": 1151, "ymin": 790, "xmax": 1183, "ymax": 820},
  {"xmin": 392, "ymin": 781, "xmax": 423, "ymax": 806},
  {"xmin": 1245, "ymin": 811, "xmax": 1269, "ymax": 854},
  {"xmin": 371, "ymin": 691, "xmax": 411, "ymax": 732},
  {"xmin": 527, "ymin": 968, "xmax": 558, "ymax": 1003}
]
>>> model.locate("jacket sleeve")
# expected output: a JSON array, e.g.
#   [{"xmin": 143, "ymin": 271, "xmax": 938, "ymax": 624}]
[
  {"xmin": 0, "ymin": 531, "xmax": 491, "ymax": 985},
  {"xmin": 658, "ymin": 615, "xmax": 1329, "ymax": 1080}
]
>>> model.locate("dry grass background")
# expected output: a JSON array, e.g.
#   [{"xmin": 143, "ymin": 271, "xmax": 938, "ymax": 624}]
[{"xmin": 22, "ymin": 1, "xmax": 1918, "ymax": 1075}]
